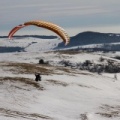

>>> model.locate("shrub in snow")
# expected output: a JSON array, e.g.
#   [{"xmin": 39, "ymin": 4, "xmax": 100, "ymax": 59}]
[
  {"xmin": 39, "ymin": 59, "xmax": 49, "ymax": 65},
  {"xmin": 114, "ymin": 56, "xmax": 120, "ymax": 60},
  {"xmin": 99, "ymin": 56, "xmax": 104, "ymax": 62},
  {"xmin": 59, "ymin": 60, "xmax": 72, "ymax": 67},
  {"xmin": 77, "ymin": 60, "xmax": 120, "ymax": 73},
  {"xmin": 39, "ymin": 59, "xmax": 44, "ymax": 64},
  {"xmin": 58, "ymin": 59, "xmax": 120, "ymax": 74}
]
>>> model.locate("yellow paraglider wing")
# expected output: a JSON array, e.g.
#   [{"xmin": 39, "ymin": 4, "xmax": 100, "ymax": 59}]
[{"xmin": 8, "ymin": 20, "xmax": 70, "ymax": 45}]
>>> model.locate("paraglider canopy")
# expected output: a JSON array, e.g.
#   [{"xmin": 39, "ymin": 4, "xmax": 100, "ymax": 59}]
[{"xmin": 8, "ymin": 20, "xmax": 70, "ymax": 45}]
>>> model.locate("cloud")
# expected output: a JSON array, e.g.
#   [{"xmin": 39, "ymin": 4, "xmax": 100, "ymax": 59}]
[{"xmin": 0, "ymin": 0, "xmax": 120, "ymax": 33}]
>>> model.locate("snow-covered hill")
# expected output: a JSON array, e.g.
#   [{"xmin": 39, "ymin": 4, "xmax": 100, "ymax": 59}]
[
  {"xmin": 1, "ymin": 33, "xmax": 120, "ymax": 120},
  {"xmin": 1, "ymin": 31, "xmax": 120, "ymax": 53},
  {"xmin": 56, "ymin": 31, "xmax": 120, "ymax": 51},
  {"xmin": 0, "ymin": 37, "xmax": 61, "ymax": 53}
]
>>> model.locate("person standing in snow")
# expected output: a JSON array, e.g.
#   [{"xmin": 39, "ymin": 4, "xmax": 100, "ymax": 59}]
[{"xmin": 35, "ymin": 72, "xmax": 41, "ymax": 82}]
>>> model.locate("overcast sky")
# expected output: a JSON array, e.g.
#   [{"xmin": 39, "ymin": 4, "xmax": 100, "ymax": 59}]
[{"xmin": 0, "ymin": 0, "xmax": 120, "ymax": 35}]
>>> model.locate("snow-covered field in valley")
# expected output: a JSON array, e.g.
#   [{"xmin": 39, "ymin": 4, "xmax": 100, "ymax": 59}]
[{"xmin": 0, "ymin": 37, "xmax": 120, "ymax": 120}]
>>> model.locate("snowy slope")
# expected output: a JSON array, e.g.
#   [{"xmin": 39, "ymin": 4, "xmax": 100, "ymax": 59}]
[
  {"xmin": 0, "ymin": 37, "xmax": 61, "ymax": 53},
  {"xmin": 0, "ymin": 37, "xmax": 120, "ymax": 120}
]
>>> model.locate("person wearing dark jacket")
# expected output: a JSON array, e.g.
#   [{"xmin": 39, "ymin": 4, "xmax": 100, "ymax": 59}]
[{"xmin": 35, "ymin": 73, "xmax": 41, "ymax": 82}]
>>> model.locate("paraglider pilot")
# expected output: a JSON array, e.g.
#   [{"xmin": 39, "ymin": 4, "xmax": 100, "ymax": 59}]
[{"xmin": 35, "ymin": 72, "xmax": 41, "ymax": 82}]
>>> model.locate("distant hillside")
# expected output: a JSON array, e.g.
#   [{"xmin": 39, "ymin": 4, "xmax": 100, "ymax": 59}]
[
  {"xmin": 0, "ymin": 35, "xmax": 57, "ymax": 39},
  {"xmin": 1, "ymin": 31, "xmax": 120, "ymax": 52},
  {"xmin": 56, "ymin": 31, "xmax": 120, "ymax": 49}
]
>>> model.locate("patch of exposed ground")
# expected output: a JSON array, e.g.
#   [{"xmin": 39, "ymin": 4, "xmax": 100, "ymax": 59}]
[
  {"xmin": 56, "ymin": 67, "xmax": 76, "ymax": 75},
  {"xmin": 46, "ymin": 79, "xmax": 99, "ymax": 90},
  {"xmin": 0, "ymin": 61, "xmax": 95, "ymax": 81},
  {"xmin": 80, "ymin": 113, "xmax": 88, "ymax": 120},
  {"xmin": 55, "ymin": 66, "xmax": 94, "ymax": 76},
  {"xmin": 46, "ymin": 80, "xmax": 68, "ymax": 87},
  {"xmin": 96, "ymin": 104, "xmax": 120, "ymax": 118},
  {"xmin": 0, "ymin": 62, "xmax": 93, "ymax": 76},
  {"xmin": 77, "ymin": 84, "xmax": 100, "ymax": 90},
  {"xmin": 0, "ymin": 108, "xmax": 52, "ymax": 120},
  {"xmin": 0, "ymin": 62, "xmax": 53, "ymax": 75},
  {"xmin": 53, "ymin": 50, "xmax": 82, "ymax": 55},
  {"xmin": 0, "ymin": 77, "xmax": 44, "ymax": 90}
]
